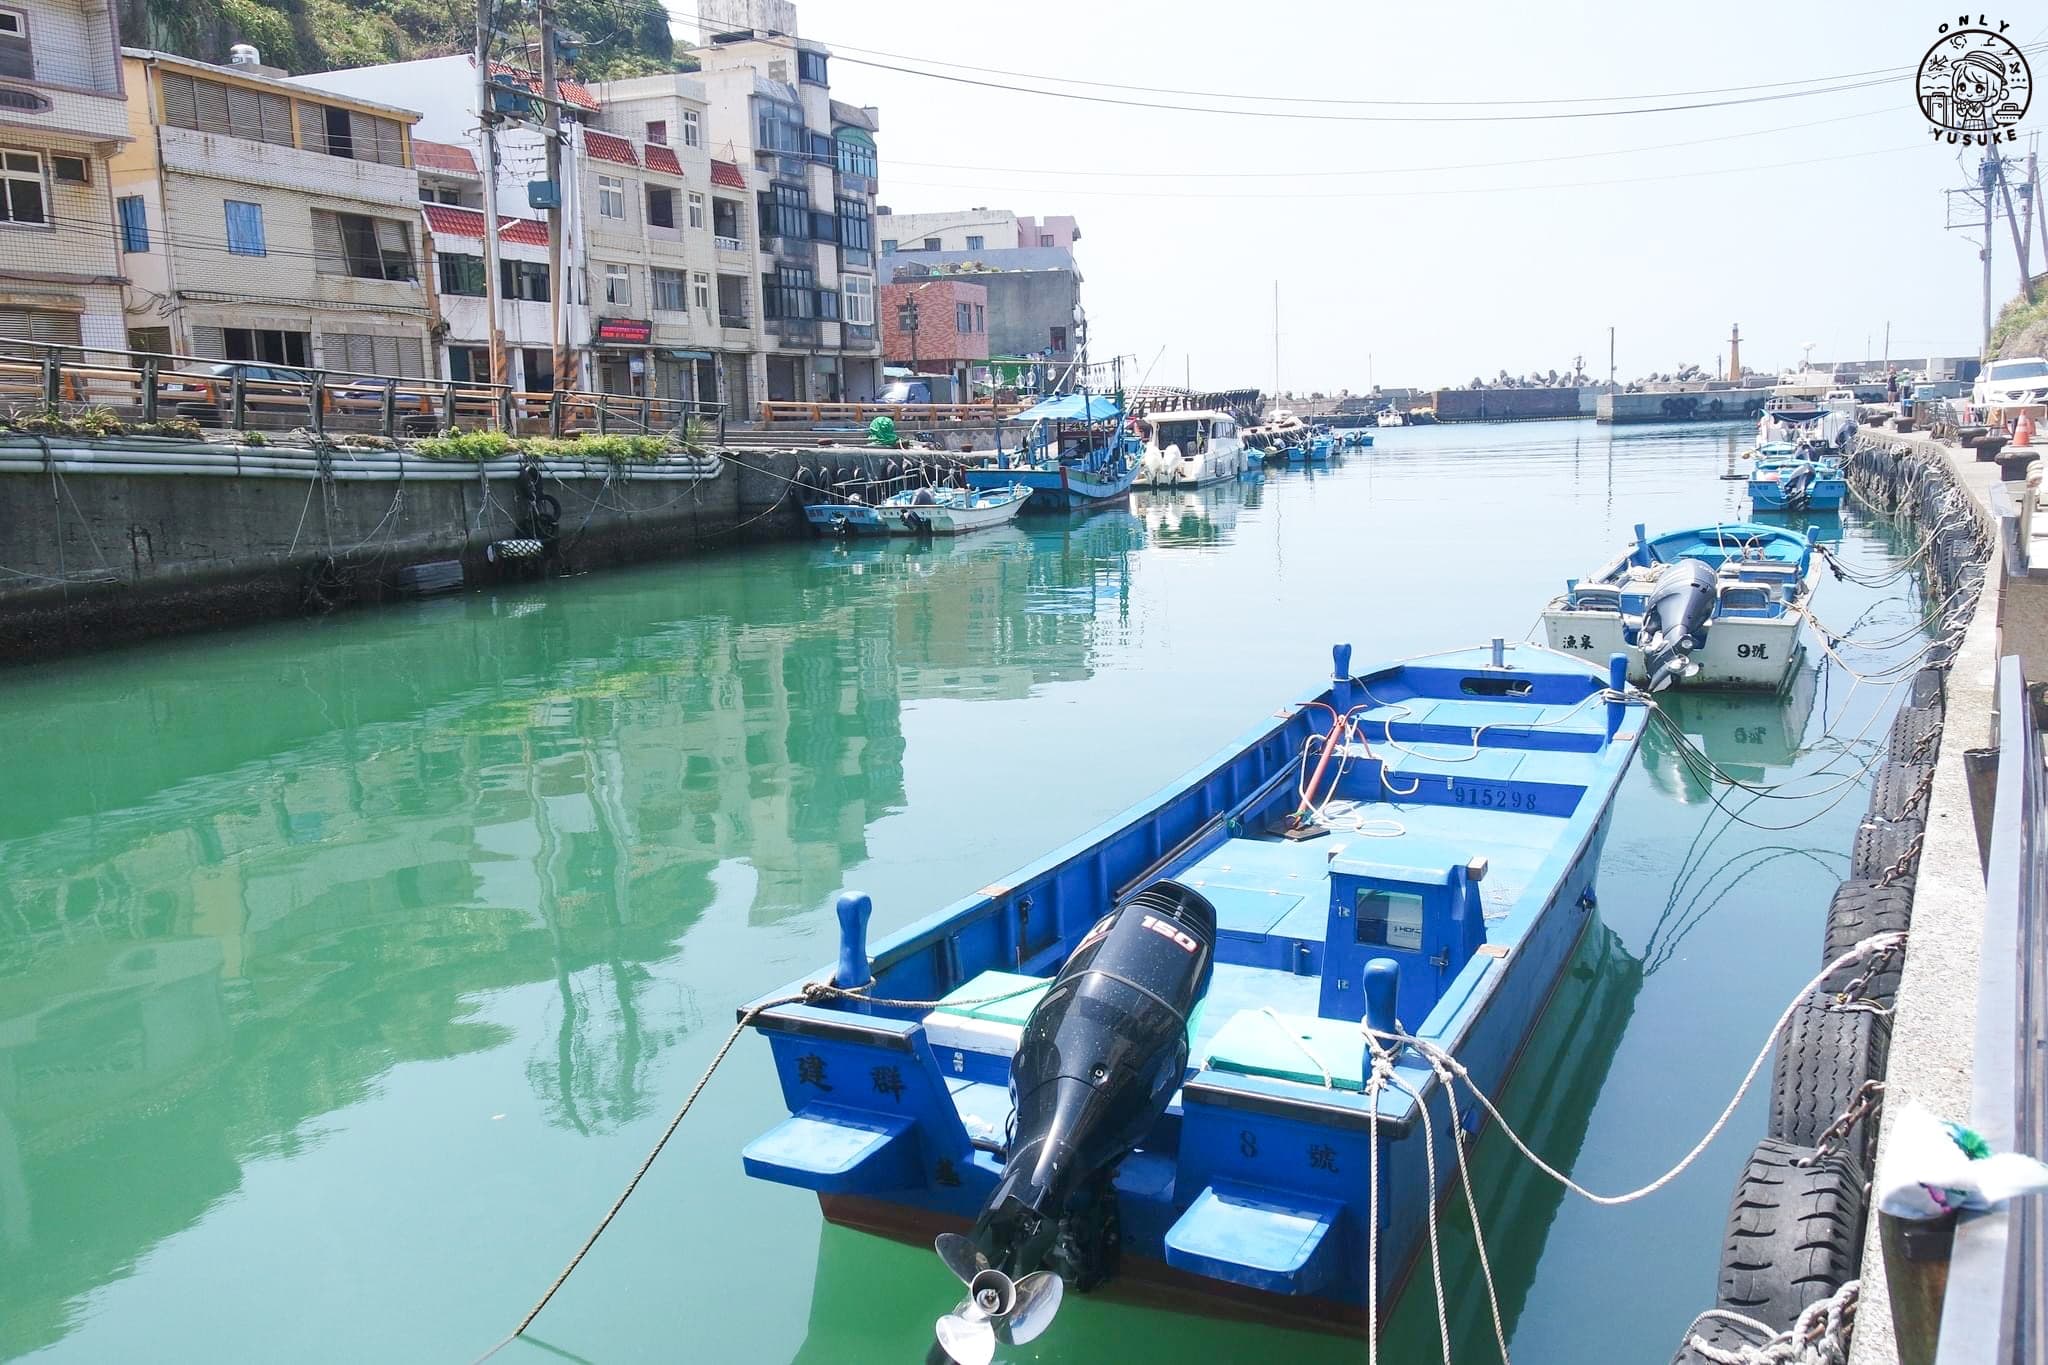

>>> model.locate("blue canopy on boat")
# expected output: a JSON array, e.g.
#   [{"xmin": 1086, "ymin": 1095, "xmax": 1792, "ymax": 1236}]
[{"xmin": 1007, "ymin": 393, "xmax": 1123, "ymax": 424}]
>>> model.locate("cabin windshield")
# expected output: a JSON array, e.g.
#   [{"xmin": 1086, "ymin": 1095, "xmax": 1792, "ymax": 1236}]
[{"xmin": 1158, "ymin": 421, "xmax": 1201, "ymax": 451}]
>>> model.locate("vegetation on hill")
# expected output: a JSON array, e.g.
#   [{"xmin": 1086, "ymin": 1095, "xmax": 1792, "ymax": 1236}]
[
  {"xmin": 124, "ymin": 0, "xmax": 684, "ymax": 79},
  {"xmin": 1990, "ymin": 280, "xmax": 2048, "ymax": 360}
]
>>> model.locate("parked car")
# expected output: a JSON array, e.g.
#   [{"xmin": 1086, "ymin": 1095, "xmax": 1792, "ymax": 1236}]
[
  {"xmin": 1972, "ymin": 356, "xmax": 2048, "ymax": 410},
  {"xmin": 162, "ymin": 362, "xmax": 315, "ymax": 415},
  {"xmin": 878, "ymin": 379, "xmax": 935, "ymax": 405}
]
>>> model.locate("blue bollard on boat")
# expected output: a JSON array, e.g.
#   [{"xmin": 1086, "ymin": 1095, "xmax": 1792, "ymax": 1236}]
[
  {"xmin": 1606, "ymin": 653, "xmax": 1629, "ymax": 737},
  {"xmin": 1331, "ymin": 643, "xmax": 1353, "ymax": 711},
  {"xmin": 1362, "ymin": 956, "xmax": 1399, "ymax": 1059},
  {"xmin": 833, "ymin": 891, "xmax": 872, "ymax": 989}
]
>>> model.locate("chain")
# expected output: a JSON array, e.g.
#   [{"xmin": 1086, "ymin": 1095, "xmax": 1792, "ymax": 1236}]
[
  {"xmin": 1792, "ymin": 1080, "xmax": 1885, "ymax": 1169},
  {"xmin": 1899, "ymin": 768, "xmax": 1935, "ymax": 818},
  {"xmin": 1830, "ymin": 939, "xmax": 1901, "ymax": 1011},
  {"xmin": 1683, "ymin": 1280, "xmax": 1859, "ymax": 1365},
  {"xmin": 1875, "ymin": 830, "xmax": 1925, "ymax": 888}
]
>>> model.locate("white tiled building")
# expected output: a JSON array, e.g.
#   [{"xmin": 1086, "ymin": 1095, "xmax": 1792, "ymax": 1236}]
[
  {"xmin": 0, "ymin": 0, "xmax": 130, "ymax": 353},
  {"xmin": 110, "ymin": 46, "xmax": 433, "ymax": 373}
]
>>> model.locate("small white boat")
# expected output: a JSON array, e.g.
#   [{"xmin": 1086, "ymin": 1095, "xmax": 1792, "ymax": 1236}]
[
  {"xmin": 1541, "ymin": 522, "xmax": 1817, "ymax": 690},
  {"xmin": 875, "ymin": 483, "xmax": 1031, "ymax": 536},
  {"xmin": 1132, "ymin": 410, "xmax": 1246, "ymax": 488},
  {"xmin": 1375, "ymin": 408, "xmax": 1405, "ymax": 427}
]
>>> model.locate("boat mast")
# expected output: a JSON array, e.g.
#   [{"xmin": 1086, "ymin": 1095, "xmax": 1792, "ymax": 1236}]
[{"xmin": 1273, "ymin": 281, "xmax": 1280, "ymax": 407}]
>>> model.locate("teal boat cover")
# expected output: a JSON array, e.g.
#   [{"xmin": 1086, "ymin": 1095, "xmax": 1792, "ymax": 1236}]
[{"xmin": 1009, "ymin": 393, "xmax": 1122, "ymax": 424}]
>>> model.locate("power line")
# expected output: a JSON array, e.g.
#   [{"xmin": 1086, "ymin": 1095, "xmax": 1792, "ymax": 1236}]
[
  {"xmin": 878, "ymin": 142, "xmax": 1925, "ymax": 202},
  {"xmin": 664, "ymin": 4, "xmax": 2034, "ymax": 114},
  {"xmin": 879, "ymin": 104, "xmax": 1897, "ymax": 181}
]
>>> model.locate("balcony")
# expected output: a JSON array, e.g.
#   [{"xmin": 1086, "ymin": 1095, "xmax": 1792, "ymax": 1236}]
[
  {"xmin": 714, "ymin": 235, "xmax": 744, "ymax": 253},
  {"xmin": 719, "ymin": 311, "xmax": 750, "ymax": 329}
]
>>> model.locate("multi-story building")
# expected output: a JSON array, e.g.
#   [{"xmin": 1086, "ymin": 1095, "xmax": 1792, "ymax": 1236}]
[
  {"xmin": 0, "ymin": 0, "xmax": 131, "ymax": 353},
  {"xmin": 877, "ymin": 205, "xmax": 1084, "ymax": 377},
  {"xmin": 693, "ymin": 0, "xmax": 883, "ymax": 407},
  {"xmin": 414, "ymin": 137, "xmax": 558, "ymax": 389},
  {"xmin": 110, "ymin": 46, "xmax": 433, "ymax": 373},
  {"xmin": 879, "ymin": 278, "xmax": 986, "ymax": 398}
]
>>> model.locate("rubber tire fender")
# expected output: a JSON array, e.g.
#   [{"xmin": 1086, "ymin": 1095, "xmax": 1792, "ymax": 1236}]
[
  {"xmin": 1819, "ymin": 879, "xmax": 1914, "ymax": 1010},
  {"xmin": 1768, "ymin": 1000, "xmax": 1891, "ymax": 1167},
  {"xmin": 1715, "ymin": 1137, "xmax": 1866, "ymax": 1328},
  {"xmin": 1866, "ymin": 760, "xmax": 1935, "ymax": 823},
  {"xmin": 1849, "ymin": 817, "xmax": 1923, "ymax": 884},
  {"xmin": 1667, "ymin": 1312, "xmax": 1775, "ymax": 1365},
  {"xmin": 1886, "ymin": 705, "xmax": 1943, "ymax": 761}
]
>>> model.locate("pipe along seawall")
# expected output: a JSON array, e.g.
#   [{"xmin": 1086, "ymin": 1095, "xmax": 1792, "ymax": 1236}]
[
  {"xmin": 0, "ymin": 438, "xmax": 973, "ymax": 661},
  {"xmin": 1667, "ymin": 428, "xmax": 1996, "ymax": 1363}
]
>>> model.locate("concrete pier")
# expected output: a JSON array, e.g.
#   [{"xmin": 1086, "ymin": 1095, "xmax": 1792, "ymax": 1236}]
[
  {"xmin": 1840, "ymin": 422, "xmax": 2036, "ymax": 1365},
  {"xmin": 1596, "ymin": 389, "xmax": 1768, "ymax": 424},
  {"xmin": 0, "ymin": 438, "xmax": 889, "ymax": 660}
]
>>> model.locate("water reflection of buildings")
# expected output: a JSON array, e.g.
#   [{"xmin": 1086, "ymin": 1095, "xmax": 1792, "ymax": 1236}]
[{"xmin": 0, "ymin": 518, "xmax": 1142, "ymax": 1357}]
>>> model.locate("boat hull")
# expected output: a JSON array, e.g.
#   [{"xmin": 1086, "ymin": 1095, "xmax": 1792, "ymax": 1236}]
[
  {"xmin": 876, "ymin": 495, "xmax": 1027, "ymax": 536},
  {"xmin": 965, "ymin": 463, "xmax": 1136, "ymax": 509},
  {"xmin": 802, "ymin": 503, "xmax": 887, "ymax": 536},
  {"xmin": 1541, "ymin": 607, "xmax": 1803, "ymax": 688},
  {"xmin": 1748, "ymin": 471, "xmax": 1847, "ymax": 512}
]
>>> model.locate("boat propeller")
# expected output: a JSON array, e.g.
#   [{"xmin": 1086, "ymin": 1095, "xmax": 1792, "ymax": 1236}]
[{"xmin": 930, "ymin": 1233, "xmax": 1065, "ymax": 1365}]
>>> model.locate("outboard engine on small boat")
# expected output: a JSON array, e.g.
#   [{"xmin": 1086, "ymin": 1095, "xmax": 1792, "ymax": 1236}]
[
  {"xmin": 1639, "ymin": 559, "xmax": 1717, "ymax": 691},
  {"xmin": 1781, "ymin": 461, "xmax": 1814, "ymax": 511},
  {"xmin": 929, "ymin": 880, "xmax": 1217, "ymax": 1365}
]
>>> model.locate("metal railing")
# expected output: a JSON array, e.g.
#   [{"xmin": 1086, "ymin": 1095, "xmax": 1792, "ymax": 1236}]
[
  {"xmin": 1936, "ymin": 655, "xmax": 2046, "ymax": 1365},
  {"xmin": 714, "ymin": 234, "xmax": 745, "ymax": 252},
  {"xmin": 756, "ymin": 399, "xmax": 1027, "ymax": 426},
  {"xmin": 0, "ymin": 340, "xmax": 727, "ymax": 444}
]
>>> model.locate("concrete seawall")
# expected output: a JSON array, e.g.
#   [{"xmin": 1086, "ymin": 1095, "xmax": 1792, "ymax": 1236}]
[
  {"xmin": 1596, "ymin": 390, "xmax": 1768, "ymax": 424},
  {"xmin": 0, "ymin": 438, "xmax": 882, "ymax": 661}
]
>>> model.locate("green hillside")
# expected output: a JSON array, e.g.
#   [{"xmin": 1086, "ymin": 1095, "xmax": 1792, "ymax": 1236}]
[{"xmin": 123, "ymin": 0, "xmax": 681, "ymax": 79}]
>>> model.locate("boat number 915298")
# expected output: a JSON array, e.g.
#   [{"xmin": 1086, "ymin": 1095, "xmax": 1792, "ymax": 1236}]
[{"xmin": 1453, "ymin": 783, "xmax": 1534, "ymax": 811}]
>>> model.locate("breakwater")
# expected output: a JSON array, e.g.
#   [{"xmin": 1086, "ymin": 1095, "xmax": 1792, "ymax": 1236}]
[
  {"xmin": 1597, "ymin": 390, "xmax": 1769, "ymax": 425},
  {"xmin": 0, "ymin": 437, "xmax": 972, "ymax": 661}
]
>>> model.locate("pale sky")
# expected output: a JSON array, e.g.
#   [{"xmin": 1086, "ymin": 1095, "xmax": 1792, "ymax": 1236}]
[{"xmin": 684, "ymin": 1, "xmax": 2046, "ymax": 392}]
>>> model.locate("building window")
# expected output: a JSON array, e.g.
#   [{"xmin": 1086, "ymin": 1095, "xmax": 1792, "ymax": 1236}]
[
  {"xmin": 816, "ymin": 288, "xmax": 838, "ymax": 320},
  {"xmin": 834, "ymin": 130, "xmax": 876, "ymax": 179},
  {"xmin": 447, "ymin": 346, "xmax": 491, "ymax": 382},
  {"xmin": 762, "ymin": 265, "xmax": 815, "ymax": 320},
  {"xmin": 797, "ymin": 50, "xmax": 828, "ymax": 85},
  {"xmin": 0, "ymin": 307, "xmax": 81, "ymax": 346},
  {"xmin": 438, "ymin": 252, "xmax": 485, "ymax": 296},
  {"xmin": 647, "ymin": 185, "xmax": 675, "ymax": 228},
  {"xmin": 761, "ymin": 181, "xmax": 809, "ymax": 240},
  {"xmin": 974, "ymin": 303, "xmax": 984, "ymax": 332},
  {"xmin": 605, "ymin": 263, "xmax": 630, "ymax": 306},
  {"xmin": 224, "ymin": 199, "xmax": 265, "ymax": 255},
  {"xmin": 598, "ymin": 174, "xmax": 623, "ymax": 219},
  {"xmin": 965, "ymin": 235, "xmax": 983, "ymax": 250},
  {"xmin": 717, "ymin": 274, "xmax": 747, "ymax": 325},
  {"xmin": 682, "ymin": 109, "xmax": 701, "ymax": 147},
  {"xmin": 645, "ymin": 119, "xmax": 666, "ymax": 145},
  {"xmin": 921, "ymin": 237, "xmax": 939, "ymax": 251},
  {"xmin": 112, "ymin": 193, "xmax": 147, "ymax": 251},
  {"xmin": 652, "ymin": 267, "xmax": 684, "ymax": 312},
  {"xmin": 1038, "ymin": 233, "xmax": 1054, "ymax": 247},
  {"xmin": 0, "ymin": 149, "xmax": 45, "ymax": 226},
  {"xmin": 208, "ymin": 327, "xmax": 308, "ymax": 367},
  {"xmin": 842, "ymin": 274, "xmax": 873, "ymax": 325},
  {"xmin": 955, "ymin": 302, "xmax": 972, "ymax": 332},
  {"xmin": 49, "ymin": 155, "xmax": 86, "ymax": 184},
  {"xmin": 713, "ymin": 196, "xmax": 742, "ymax": 241},
  {"xmin": 159, "ymin": 72, "xmax": 297, "ymax": 147},
  {"xmin": 755, "ymin": 98, "xmax": 806, "ymax": 156},
  {"xmin": 691, "ymin": 271, "xmax": 710, "ymax": 311},
  {"xmin": 836, "ymin": 197, "xmax": 870, "ymax": 253},
  {"xmin": 500, "ymin": 258, "xmax": 549, "ymax": 302},
  {"xmin": 1050, "ymin": 325, "xmax": 1067, "ymax": 351},
  {"xmin": 0, "ymin": 8, "xmax": 30, "ymax": 82},
  {"xmin": 326, "ymin": 332, "xmax": 425, "ymax": 377},
  {"xmin": 315, "ymin": 210, "xmax": 413, "ymax": 280},
  {"xmin": 688, "ymin": 191, "xmax": 704, "ymax": 229},
  {"xmin": 880, "ymin": 238, "xmax": 895, "ymax": 254}
]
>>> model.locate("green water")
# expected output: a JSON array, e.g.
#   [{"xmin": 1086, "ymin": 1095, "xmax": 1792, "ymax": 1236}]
[{"xmin": 0, "ymin": 421, "xmax": 1934, "ymax": 1363}]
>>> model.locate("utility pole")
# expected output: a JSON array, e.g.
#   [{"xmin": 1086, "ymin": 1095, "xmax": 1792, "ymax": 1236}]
[
  {"xmin": 1608, "ymin": 326, "xmax": 1615, "ymax": 389},
  {"xmin": 1983, "ymin": 151, "xmax": 1998, "ymax": 353},
  {"xmin": 475, "ymin": 1, "xmax": 508, "ymax": 391},
  {"xmin": 538, "ymin": 0, "xmax": 567, "ymax": 394}
]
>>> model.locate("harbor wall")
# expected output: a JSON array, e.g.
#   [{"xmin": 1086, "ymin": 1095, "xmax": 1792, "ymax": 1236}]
[
  {"xmin": 1428, "ymin": 387, "xmax": 1590, "ymax": 422},
  {"xmin": 0, "ymin": 439, "xmax": 854, "ymax": 661},
  {"xmin": 1596, "ymin": 390, "xmax": 1768, "ymax": 424}
]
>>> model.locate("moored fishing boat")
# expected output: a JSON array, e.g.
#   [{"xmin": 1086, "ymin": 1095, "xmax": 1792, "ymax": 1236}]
[
  {"xmin": 1133, "ymin": 410, "xmax": 1247, "ymax": 488},
  {"xmin": 737, "ymin": 641, "xmax": 1645, "ymax": 1355},
  {"xmin": 966, "ymin": 393, "xmax": 1139, "ymax": 510},
  {"xmin": 876, "ymin": 484, "xmax": 1032, "ymax": 536},
  {"xmin": 1746, "ymin": 441, "xmax": 1847, "ymax": 513},
  {"xmin": 1541, "ymin": 521, "xmax": 1818, "ymax": 690},
  {"xmin": 802, "ymin": 500, "xmax": 888, "ymax": 536}
]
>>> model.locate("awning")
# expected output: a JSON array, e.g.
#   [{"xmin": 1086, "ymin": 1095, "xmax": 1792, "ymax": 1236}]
[
  {"xmin": 1008, "ymin": 392, "xmax": 1122, "ymax": 423},
  {"xmin": 660, "ymin": 349, "xmax": 712, "ymax": 360}
]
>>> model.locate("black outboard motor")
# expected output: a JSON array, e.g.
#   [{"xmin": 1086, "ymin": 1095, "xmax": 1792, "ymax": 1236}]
[
  {"xmin": 1782, "ymin": 461, "xmax": 1814, "ymax": 511},
  {"xmin": 930, "ymin": 881, "xmax": 1217, "ymax": 1365},
  {"xmin": 1640, "ymin": 559, "xmax": 1718, "ymax": 692}
]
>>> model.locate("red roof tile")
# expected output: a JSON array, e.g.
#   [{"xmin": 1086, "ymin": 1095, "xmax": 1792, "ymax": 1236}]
[
  {"xmin": 413, "ymin": 138, "xmax": 478, "ymax": 176},
  {"xmin": 583, "ymin": 129, "xmax": 638, "ymax": 167},
  {"xmin": 710, "ymin": 159, "xmax": 747, "ymax": 190},
  {"xmin": 488, "ymin": 61, "xmax": 599, "ymax": 113},
  {"xmin": 645, "ymin": 144, "xmax": 682, "ymax": 176},
  {"xmin": 422, "ymin": 204, "xmax": 550, "ymax": 248}
]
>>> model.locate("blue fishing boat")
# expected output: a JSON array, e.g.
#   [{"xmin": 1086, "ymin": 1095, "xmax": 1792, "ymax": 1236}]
[
  {"xmin": 1541, "ymin": 521, "xmax": 1817, "ymax": 690},
  {"xmin": 1289, "ymin": 433, "xmax": 1334, "ymax": 464},
  {"xmin": 1747, "ymin": 442, "xmax": 1846, "ymax": 513},
  {"xmin": 965, "ymin": 393, "xmax": 1140, "ymax": 510},
  {"xmin": 738, "ymin": 641, "xmax": 1644, "ymax": 1356}
]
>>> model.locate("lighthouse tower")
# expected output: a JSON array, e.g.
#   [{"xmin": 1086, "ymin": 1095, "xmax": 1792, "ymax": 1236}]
[{"xmin": 1727, "ymin": 324, "xmax": 1742, "ymax": 382}]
